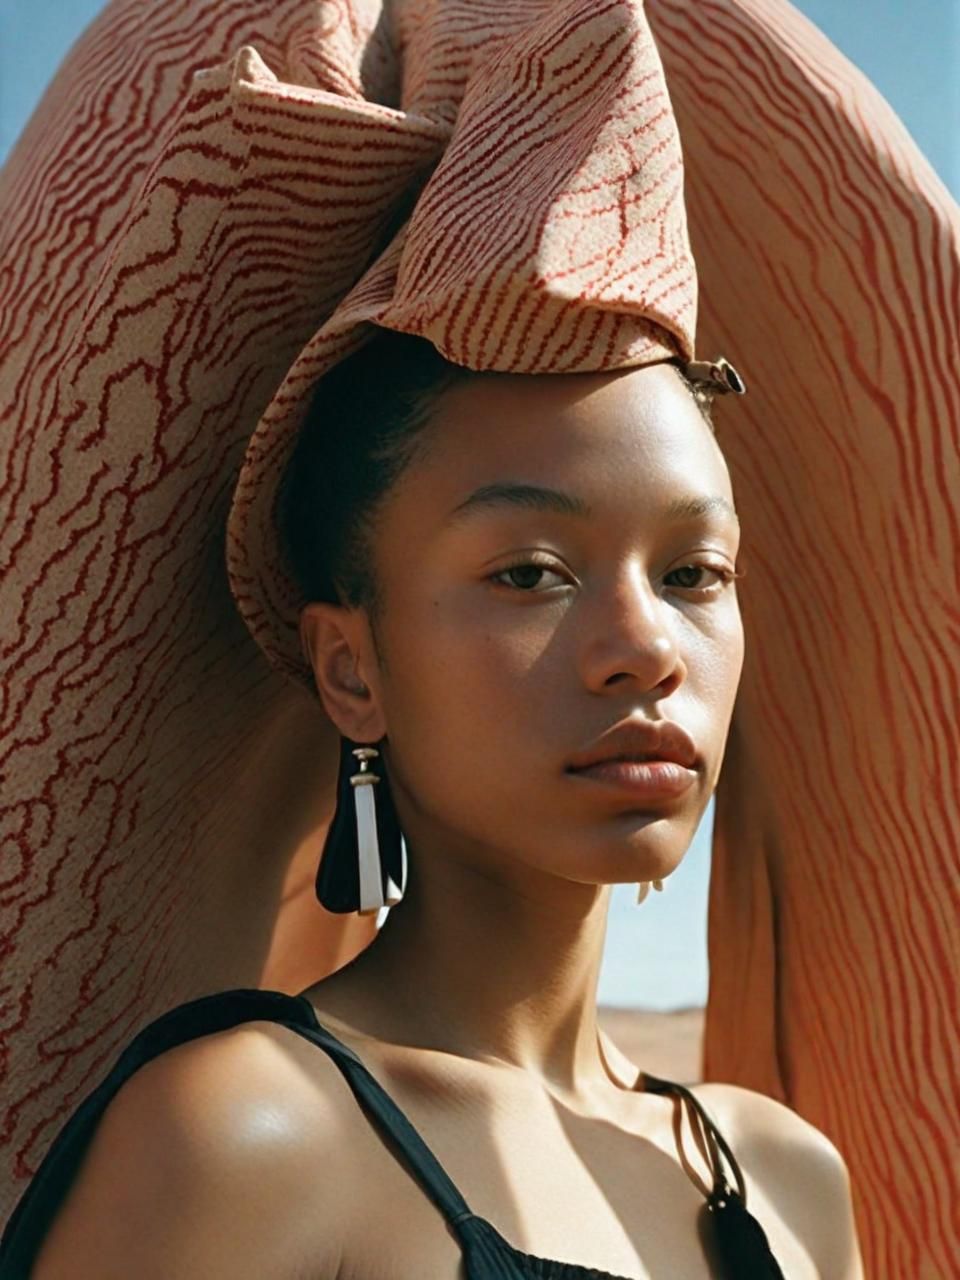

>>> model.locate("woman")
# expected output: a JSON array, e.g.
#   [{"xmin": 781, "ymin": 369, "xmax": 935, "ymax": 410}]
[
  {"xmin": 2, "ymin": 0, "xmax": 952, "ymax": 1275},
  {"xmin": 2, "ymin": 316, "xmax": 865, "ymax": 1276}
]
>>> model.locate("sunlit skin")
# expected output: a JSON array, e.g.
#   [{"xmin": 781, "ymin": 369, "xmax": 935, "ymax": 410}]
[
  {"xmin": 299, "ymin": 359, "xmax": 745, "ymax": 1098},
  {"xmin": 34, "ymin": 361, "xmax": 864, "ymax": 1280}
]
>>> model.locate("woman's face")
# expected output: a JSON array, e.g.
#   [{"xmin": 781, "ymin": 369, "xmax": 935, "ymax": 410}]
[{"xmin": 355, "ymin": 361, "xmax": 743, "ymax": 893}]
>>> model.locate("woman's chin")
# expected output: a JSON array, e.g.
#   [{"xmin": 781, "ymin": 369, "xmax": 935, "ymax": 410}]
[
  {"xmin": 566, "ymin": 812, "xmax": 693, "ymax": 883},
  {"xmin": 550, "ymin": 849, "xmax": 684, "ymax": 891}
]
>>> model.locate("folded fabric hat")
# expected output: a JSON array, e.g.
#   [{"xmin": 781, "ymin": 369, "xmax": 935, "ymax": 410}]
[
  {"xmin": 0, "ymin": 0, "xmax": 740, "ymax": 1224},
  {"xmin": 2, "ymin": 4, "xmax": 956, "ymax": 1276},
  {"xmin": 223, "ymin": 0, "xmax": 743, "ymax": 689}
]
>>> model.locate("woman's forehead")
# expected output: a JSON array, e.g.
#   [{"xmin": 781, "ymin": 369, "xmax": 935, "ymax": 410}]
[{"xmin": 410, "ymin": 363, "xmax": 729, "ymax": 497}]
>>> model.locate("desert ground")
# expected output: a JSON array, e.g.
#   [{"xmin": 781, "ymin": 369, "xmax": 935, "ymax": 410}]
[{"xmin": 597, "ymin": 1007, "xmax": 704, "ymax": 1083}]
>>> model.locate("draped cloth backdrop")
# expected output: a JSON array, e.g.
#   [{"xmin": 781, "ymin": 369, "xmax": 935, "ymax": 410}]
[{"xmin": 1, "ymin": 3, "xmax": 957, "ymax": 1276}]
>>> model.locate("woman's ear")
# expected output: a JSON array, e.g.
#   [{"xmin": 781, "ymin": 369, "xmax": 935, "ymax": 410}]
[{"xmin": 299, "ymin": 602, "xmax": 386, "ymax": 742}]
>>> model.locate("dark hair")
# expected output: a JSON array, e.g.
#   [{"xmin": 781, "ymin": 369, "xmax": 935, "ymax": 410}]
[
  {"xmin": 277, "ymin": 329, "xmax": 716, "ymax": 628},
  {"xmin": 278, "ymin": 331, "xmax": 471, "ymax": 626},
  {"xmin": 674, "ymin": 361, "xmax": 718, "ymax": 423}
]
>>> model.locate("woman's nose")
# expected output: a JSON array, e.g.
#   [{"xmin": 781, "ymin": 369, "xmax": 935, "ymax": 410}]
[{"xmin": 578, "ymin": 561, "xmax": 685, "ymax": 694}]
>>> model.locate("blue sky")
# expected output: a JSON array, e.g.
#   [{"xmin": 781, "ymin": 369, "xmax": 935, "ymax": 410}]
[{"xmin": 2, "ymin": 3, "xmax": 956, "ymax": 1008}]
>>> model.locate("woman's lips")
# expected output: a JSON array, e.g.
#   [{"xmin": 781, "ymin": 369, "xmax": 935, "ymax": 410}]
[{"xmin": 566, "ymin": 759, "xmax": 698, "ymax": 801}]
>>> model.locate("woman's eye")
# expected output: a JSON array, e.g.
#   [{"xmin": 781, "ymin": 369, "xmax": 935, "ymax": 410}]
[
  {"xmin": 489, "ymin": 560, "xmax": 569, "ymax": 592},
  {"xmin": 489, "ymin": 559, "xmax": 740, "ymax": 595},
  {"xmin": 665, "ymin": 562, "xmax": 738, "ymax": 595}
]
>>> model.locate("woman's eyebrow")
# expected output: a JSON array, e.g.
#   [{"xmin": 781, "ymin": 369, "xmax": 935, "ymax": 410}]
[
  {"xmin": 668, "ymin": 493, "xmax": 740, "ymax": 526},
  {"xmin": 445, "ymin": 482, "xmax": 739, "ymax": 526},
  {"xmin": 447, "ymin": 482, "xmax": 589, "ymax": 523}
]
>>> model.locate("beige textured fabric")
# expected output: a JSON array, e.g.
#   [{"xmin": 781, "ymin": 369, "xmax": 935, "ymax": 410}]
[
  {"xmin": 646, "ymin": 11, "xmax": 960, "ymax": 1279},
  {"xmin": 1, "ymin": 2, "xmax": 957, "ymax": 1274},
  {"xmin": 223, "ymin": 1, "xmax": 700, "ymax": 684}
]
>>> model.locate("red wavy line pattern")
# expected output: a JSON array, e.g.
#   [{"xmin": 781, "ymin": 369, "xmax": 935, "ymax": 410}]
[{"xmin": 1, "ymin": 4, "xmax": 957, "ymax": 1278}]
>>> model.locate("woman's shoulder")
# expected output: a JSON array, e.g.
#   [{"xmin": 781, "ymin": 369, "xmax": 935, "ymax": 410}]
[
  {"xmin": 691, "ymin": 1079, "xmax": 849, "ymax": 1169},
  {"xmin": 688, "ymin": 1081, "xmax": 864, "ymax": 1278},
  {"xmin": 105, "ymin": 1010, "xmax": 364, "ymax": 1165},
  {"xmin": 31, "ymin": 1009, "xmax": 360, "ymax": 1279}
]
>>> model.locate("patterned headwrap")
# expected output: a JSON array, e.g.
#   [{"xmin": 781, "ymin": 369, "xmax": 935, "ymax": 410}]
[
  {"xmin": 218, "ymin": 0, "xmax": 741, "ymax": 686},
  {"xmin": 1, "ymin": 4, "xmax": 956, "ymax": 1275}
]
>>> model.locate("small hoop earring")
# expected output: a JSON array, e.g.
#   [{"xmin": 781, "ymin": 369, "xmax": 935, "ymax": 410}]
[{"xmin": 636, "ymin": 878, "xmax": 664, "ymax": 906}]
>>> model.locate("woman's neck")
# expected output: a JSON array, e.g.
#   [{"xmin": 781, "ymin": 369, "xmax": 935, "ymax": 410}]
[{"xmin": 308, "ymin": 846, "xmax": 627, "ymax": 1102}]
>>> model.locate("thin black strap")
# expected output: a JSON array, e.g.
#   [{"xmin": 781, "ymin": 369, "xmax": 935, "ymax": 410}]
[
  {"xmin": 0, "ymin": 989, "xmax": 320, "ymax": 1276},
  {"xmin": 640, "ymin": 1074, "xmax": 786, "ymax": 1278},
  {"xmin": 287, "ymin": 994, "xmax": 477, "ymax": 1230},
  {"xmin": 0, "ymin": 988, "xmax": 476, "ymax": 1278},
  {"xmin": 640, "ymin": 1072, "xmax": 747, "ymax": 1204}
]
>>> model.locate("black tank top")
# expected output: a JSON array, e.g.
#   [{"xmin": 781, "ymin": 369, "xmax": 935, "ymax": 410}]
[{"xmin": 0, "ymin": 989, "xmax": 787, "ymax": 1278}]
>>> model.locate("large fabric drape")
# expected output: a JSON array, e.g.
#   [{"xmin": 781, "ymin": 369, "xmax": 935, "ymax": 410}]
[
  {"xmin": 1, "ymin": 3, "xmax": 956, "ymax": 1275},
  {"xmin": 647, "ymin": 11, "xmax": 960, "ymax": 1278}
]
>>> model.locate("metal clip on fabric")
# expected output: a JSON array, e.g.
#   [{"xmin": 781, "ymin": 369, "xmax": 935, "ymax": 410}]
[{"xmin": 684, "ymin": 357, "xmax": 746, "ymax": 395}]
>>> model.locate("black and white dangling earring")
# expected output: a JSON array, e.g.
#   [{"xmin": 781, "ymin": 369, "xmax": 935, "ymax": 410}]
[
  {"xmin": 315, "ymin": 737, "xmax": 408, "ymax": 916},
  {"xmin": 351, "ymin": 747, "xmax": 405, "ymax": 913},
  {"xmin": 636, "ymin": 878, "xmax": 664, "ymax": 905}
]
